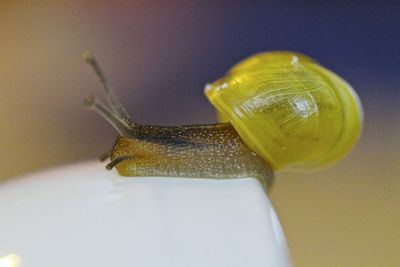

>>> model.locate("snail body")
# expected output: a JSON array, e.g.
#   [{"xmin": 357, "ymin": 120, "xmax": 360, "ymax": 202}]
[
  {"xmin": 83, "ymin": 51, "xmax": 362, "ymax": 190},
  {"xmin": 108, "ymin": 124, "xmax": 272, "ymax": 189}
]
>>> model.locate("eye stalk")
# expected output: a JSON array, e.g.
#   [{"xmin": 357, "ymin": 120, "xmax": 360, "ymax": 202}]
[
  {"xmin": 82, "ymin": 52, "xmax": 130, "ymax": 122},
  {"xmin": 82, "ymin": 52, "xmax": 136, "ymax": 138}
]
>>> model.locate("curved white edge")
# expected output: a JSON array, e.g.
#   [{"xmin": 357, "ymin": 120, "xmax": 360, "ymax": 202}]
[{"xmin": 0, "ymin": 161, "xmax": 292, "ymax": 267}]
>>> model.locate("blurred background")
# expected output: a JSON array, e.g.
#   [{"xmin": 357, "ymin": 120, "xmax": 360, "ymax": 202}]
[{"xmin": 0, "ymin": 1, "xmax": 399, "ymax": 266}]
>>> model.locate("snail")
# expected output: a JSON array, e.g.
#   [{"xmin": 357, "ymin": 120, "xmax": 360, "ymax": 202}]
[{"xmin": 82, "ymin": 51, "xmax": 362, "ymax": 190}]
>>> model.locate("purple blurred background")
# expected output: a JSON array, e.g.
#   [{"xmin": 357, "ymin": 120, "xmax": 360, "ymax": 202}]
[{"xmin": 0, "ymin": 1, "xmax": 399, "ymax": 266}]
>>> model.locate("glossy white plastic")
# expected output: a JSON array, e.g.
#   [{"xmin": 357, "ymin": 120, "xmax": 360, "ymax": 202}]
[{"xmin": 0, "ymin": 162, "xmax": 291, "ymax": 267}]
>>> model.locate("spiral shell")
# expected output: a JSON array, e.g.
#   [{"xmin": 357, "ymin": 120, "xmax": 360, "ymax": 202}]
[{"xmin": 205, "ymin": 51, "xmax": 362, "ymax": 171}]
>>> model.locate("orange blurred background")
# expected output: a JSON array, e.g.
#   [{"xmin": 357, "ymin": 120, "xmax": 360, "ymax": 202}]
[{"xmin": 0, "ymin": 1, "xmax": 399, "ymax": 266}]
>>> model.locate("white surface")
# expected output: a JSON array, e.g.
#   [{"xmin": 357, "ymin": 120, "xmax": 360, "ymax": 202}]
[{"xmin": 0, "ymin": 161, "xmax": 291, "ymax": 267}]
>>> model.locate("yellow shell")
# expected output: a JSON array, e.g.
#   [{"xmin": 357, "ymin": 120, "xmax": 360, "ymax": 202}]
[{"xmin": 205, "ymin": 51, "xmax": 363, "ymax": 171}]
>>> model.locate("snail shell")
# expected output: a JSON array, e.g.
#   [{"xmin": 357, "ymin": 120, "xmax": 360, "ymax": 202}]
[{"xmin": 205, "ymin": 51, "xmax": 363, "ymax": 171}]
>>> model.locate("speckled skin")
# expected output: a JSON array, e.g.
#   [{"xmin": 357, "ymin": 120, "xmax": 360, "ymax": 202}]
[{"xmin": 110, "ymin": 123, "xmax": 273, "ymax": 189}]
